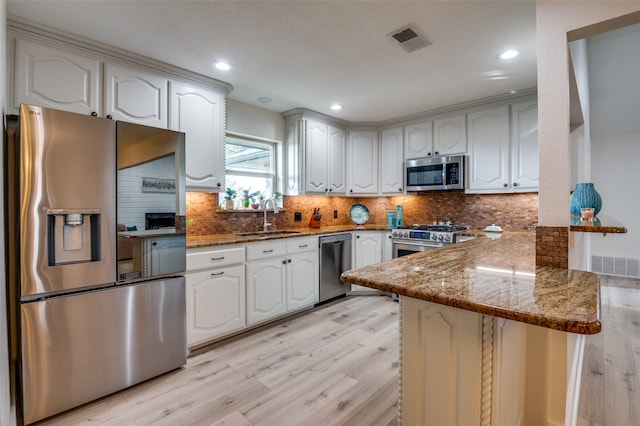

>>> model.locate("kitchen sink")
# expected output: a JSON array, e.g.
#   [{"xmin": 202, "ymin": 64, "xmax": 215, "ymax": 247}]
[{"xmin": 235, "ymin": 230, "xmax": 302, "ymax": 238}]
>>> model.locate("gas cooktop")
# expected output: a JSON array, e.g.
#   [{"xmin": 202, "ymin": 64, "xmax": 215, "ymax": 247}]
[
  {"xmin": 391, "ymin": 224, "xmax": 470, "ymax": 244},
  {"xmin": 409, "ymin": 224, "xmax": 469, "ymax": 232}
]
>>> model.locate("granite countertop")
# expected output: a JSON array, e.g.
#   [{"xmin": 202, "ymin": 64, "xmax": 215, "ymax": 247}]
[
  {"xmin": 119, "ymin": 229, "xmax": 182, "ymax": 238},
  {"xmin": 186, "ymin": 224, "xmax": 389, "ymax": 248},
  {"xmin": 569, "ymin": 215, "xmax": 627, "ymax": 234},
  {"xmin": 341, "ymin": 231, "xmax": 601, "ymax": 335}
]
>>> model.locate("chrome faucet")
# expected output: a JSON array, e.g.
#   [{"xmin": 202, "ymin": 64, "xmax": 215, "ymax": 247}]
[{"xmin": 263, "ymin": 198, "xmax": 279, "ymax": 231}]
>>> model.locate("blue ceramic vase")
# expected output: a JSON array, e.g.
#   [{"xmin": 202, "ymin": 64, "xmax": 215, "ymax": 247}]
[{"xmin": 570, "ymin": 182, "xmax": 602, "ymax": 216}]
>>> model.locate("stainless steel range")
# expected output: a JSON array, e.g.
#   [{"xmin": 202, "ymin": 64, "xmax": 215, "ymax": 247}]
[{"xmin": 391, "ymin": 224, "xmax": 470, "ymax": 258}]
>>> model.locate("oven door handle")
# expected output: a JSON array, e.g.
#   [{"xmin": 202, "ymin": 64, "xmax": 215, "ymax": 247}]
[{"xmin": 392, "ymin": 240, "xmax": 445, "ymax": 248}]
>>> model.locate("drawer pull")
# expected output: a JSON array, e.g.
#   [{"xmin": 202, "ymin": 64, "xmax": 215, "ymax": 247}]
[
  {"xmin": 211, "ymin": 271, "xmax": 224, "ymax": 276},
  {"xmin": 262, "ymin": 249, "xmax": 274, "ymax": 253},
  {"xmin": 299, "ymin": 244, "xmax": 308, "ymax": 248},
  {"xmin": 211, "ymin": 256, "xmax": 225, "ymax": 261}
]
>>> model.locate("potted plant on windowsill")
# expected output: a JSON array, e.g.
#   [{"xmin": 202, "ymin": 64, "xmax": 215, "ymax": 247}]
[
  {"xmin": 241, "ymin": 188, "xmax": 260, "ymax": 209},
  {"xmin": 223, "ymin": 188, "xmax": 236, "ymax": 210}
]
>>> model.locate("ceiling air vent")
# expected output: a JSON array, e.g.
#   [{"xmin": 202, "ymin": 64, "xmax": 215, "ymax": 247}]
[{"xmin": 387, "ymin": 24, "xmax": 432, "ymax": 53}]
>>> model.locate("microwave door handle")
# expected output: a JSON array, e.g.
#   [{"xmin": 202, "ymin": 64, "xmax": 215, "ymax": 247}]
[{"xmin": 442, "ymin": 166, "xmax": 447, "ymax": 187}]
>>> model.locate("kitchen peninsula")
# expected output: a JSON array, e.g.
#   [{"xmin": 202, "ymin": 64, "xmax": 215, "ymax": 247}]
[{"xmin": 341, "ymin": 231, "xmax": 599, "ymax": 426}]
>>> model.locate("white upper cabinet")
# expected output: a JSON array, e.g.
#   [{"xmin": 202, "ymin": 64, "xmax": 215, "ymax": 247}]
[
  {"xmin": 466, "ymin": 101, "xmax": 538, "ymax": 193},
  {"xmin": 433, "ymin": 114, "xmax": 467, "ymax": 155},
  {"xmin": 302, "ymin": 119, "xmax": 345, "ymax": 194},
  {"xmin": 14, "ymin": 38, "xmax": 101, "ymax": 115},
  {"xmin": 404, "ymin": 121, "xmax": 433, "ymax": 159},
  {"xmin": 466, "ymin": 106, "xmax": 510, "ymax": 191},
  {"xmin": 304, "ymin": 119, "xmax": 329, "ymax": 193},
  {"xmin": 328, "ymin": 126, "xmax": 346, "ymax": 193},
  {"xmin": 380, "ymin": 127, "xmax": 405, "ymax": 194},
  {"xmin": 347, "ymin": 130, "xmax": 379, "ymax": 195},
  {"xmin": 510, "ymin": 101, "xmax": 539, "ymax": 191},
  {"xmin": 104, "ymin": 63, "xmax": 168, "ymax": 128},
  {"xmin": 170, "ymin": 82, "xmax": 225, "ymax": 192}
]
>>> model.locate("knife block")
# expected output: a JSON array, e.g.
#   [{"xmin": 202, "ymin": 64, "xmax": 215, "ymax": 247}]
[{"xmin": 309, "ymin": 215, "xmax": 321, "ymax": 228}]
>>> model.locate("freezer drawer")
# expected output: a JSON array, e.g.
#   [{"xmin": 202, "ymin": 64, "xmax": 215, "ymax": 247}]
[{"xmin": 20, "ymin": 277, "xmax": 186, "ymax": 424}]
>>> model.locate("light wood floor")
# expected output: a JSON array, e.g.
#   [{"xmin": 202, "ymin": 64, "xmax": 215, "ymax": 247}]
[
  {"xmin": 36, "ymin": 295, "xmax": 400, "ymax": 426},
  {"xmin": 35, "ymin": 275, "xmax": 639, "ymax": 426},
  {"xmin": 577, "ymin": 275, "xmax": 640, "ymax": 426}
]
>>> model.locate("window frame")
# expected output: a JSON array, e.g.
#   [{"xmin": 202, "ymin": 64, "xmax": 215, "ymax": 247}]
[{"xmin": 224, "ymin": 131, "xmax": 283, "ymax": 197}]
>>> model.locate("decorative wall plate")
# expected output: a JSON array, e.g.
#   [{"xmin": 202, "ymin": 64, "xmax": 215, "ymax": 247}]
[{"xmin": 350, "ymin": 203, "xmax": 370, "ymax": 225}]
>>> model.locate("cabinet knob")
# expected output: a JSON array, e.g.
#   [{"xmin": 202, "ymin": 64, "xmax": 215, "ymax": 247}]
[
  {"xmin": 434, "ymin": 151, "xmax": 439, "ymax": 156},
  {"xmin": 329, "ymin": 188, "xmax": 333, "ymax": 192},
  {"xmin": 398, "ymin": 188, "xmax": 402, "ymax": 192},
  {"xmin": 513, "ymin": 182, "xmax": 518, "ymax": 187},
  {"xmin": 217, "ymin": 182, "xmax": 222, "ymax": 187},
  {"xmin": 356, "ymin": 235, "xmax": 360, "ymax": 239},
  {"xmin": 325, "ymin": 188, "xmax": 328, "ymax": 192},
  {"xmin": 282, "ymin": 260, "xmax": 287, "ymax": 265},
  {"xmin": 503, "ymin": 183, "xmax": 508, "ymax": 188},
  {"xmin": 90, "ymin": 112, "xmax": 98, "ymax": 117},
  {"xmin": 106, "ymin": 114, "xmax": 113, "ymax": 120},
  {"xmin": 427, "ymin": 152, "xmax": 432, "ymax": 157},
  {"xmin": 287, "ymin": 259, "xmax": 292, "ymax": 263},
  {"xmin": 350, "ymin": 189, "xmax": 353, "ymax": 193}
]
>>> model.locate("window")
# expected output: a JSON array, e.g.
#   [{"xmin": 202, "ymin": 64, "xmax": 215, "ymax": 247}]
[{"xmin": 225, "ymin": 133, "xmax": 280, "ymax": 202}]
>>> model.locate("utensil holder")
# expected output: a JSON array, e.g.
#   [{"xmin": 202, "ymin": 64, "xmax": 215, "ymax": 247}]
[{"xmin": 309, "ymin": 215, "xmax": 321, "ymax": 228}]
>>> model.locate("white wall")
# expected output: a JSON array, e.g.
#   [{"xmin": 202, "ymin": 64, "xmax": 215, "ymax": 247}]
[
  {"xmin": 536, "ymin": 2, "xmax": 640, "ymax": 227},
  {"xmin": 226, "ymin": 99, "xmax": 284, "ymax": 141},
  {"xmin": 588, "ymin": 23, "xmax": 640, "ymax": 263}
]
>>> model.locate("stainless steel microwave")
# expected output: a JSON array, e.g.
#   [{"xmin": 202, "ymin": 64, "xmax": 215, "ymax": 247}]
[{"xmin": 405, "ymin": 155, "xmax": 465, "ymax": 191}]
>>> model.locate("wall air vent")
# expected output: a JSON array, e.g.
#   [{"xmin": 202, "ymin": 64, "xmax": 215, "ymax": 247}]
[{"xmin": 387, "ymin": 24, "xmax": 432, "ymax": 53}]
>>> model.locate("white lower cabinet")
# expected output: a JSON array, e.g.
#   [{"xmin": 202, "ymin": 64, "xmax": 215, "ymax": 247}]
[
  {"xmin": 351, "ymin": 231, "xmax": 384, "ymax": 292},
  {"xmin": 246, "ymin": 257, "xmax": 288, "ymax": 326},
  {"xmin": 246, "ymin": 237, "xmax": 319, "ymax": 326},
  {"xmin": 401, "ymin": 297, "xmax": 526, "ymax": 425},
  {"xmin": 186, "ymin": 246, "xmax": 246, "ymax": 347}
]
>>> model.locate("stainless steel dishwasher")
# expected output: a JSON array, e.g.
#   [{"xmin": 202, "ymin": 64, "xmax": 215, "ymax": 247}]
[{"xmin": 319, "ymin": 233, "xmax": 353, "ymax": 303}]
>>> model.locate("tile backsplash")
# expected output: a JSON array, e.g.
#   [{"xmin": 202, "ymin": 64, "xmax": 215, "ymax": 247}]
[{"xmin": 186, "ymin": 192, "xmax": 538, "ymax": 236}]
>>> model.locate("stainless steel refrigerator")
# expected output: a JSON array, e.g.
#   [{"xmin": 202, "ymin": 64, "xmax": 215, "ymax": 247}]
[{"xmin": 5, "ymin": 105, "xmax": 187, "ymax": 424}]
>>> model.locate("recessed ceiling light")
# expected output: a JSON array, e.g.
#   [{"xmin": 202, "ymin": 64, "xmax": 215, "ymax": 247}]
[
  {"xmin": 497, "ymin": 49, "xmax": 519, "ymax": 60},
  {"xmin": 330, "ymin": 104, "xmax": 342, "ymax": 111},
  {"xmin": 257, "ymin": 97, "xmax": 272, "ymax": 104},
  {"xmin": 214, "ymin": 61, "xmax": 231, "ymax": 71}
]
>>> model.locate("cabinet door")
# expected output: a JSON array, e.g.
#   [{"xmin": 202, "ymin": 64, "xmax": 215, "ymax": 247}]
[
  {"xmin": 328, "ymin": 125, "xmax": 346, "ymax": 194},
  {"xmin": 287, "ymin": 252, "xmax": 319, "ymax": 311},
  {"xmin": 170, "ymin": 82, "xmax": 225, "ymax": 192},
  {"xmin": 404, "ymin": 121, "xmax": 433, "ymax": 159},
  {"xmin": 105, "ymin": 63, "xmax": 168, "ymax": 128},
  {"xmin": 304, "ymin": 119, "xmax": 328, "ymax": 193},
  {"xmin": 246, "ymin": 258, "xmax": 287, "ymax": 325},
  {"xmin": 348, "ymin": 131, "xmax": 379, "ymax": 194},
  {"xmin": 434, "ymin": 114, "xmax": 467, "ymax": 155},
  {"xmin": 401, "ymin": 297, "xmax": 482, "ymax": 425},
  {"xmin": 14, "ymin": 38, "xmax": 101, "ymax": 115},
  {"xmin": 354, "ymin": 232, "xmax": 383, "ymax": 268},
  {"xmin": 511, "ymin": 101, "xmax": 539, "ymax": 191},
  {"xmin": 380, "ymin": 127, "xmax": 405, "ymax": 194},
  {"xmin": 466, "ymin": 106, "xmax": 510, "ymax": 191},
  {"xmin": 186, "ymin": 265, "xmax": 245, "ymax": 347}
]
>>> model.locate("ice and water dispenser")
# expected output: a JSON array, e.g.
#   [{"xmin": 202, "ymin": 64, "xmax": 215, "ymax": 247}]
[{"xmin": 48, "ymin": 209, "xmax": 101, "ymax": 265}]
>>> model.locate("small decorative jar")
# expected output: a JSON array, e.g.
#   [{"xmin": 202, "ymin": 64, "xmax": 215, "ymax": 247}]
[{"xmin": 570, "ymin": 182, "xmax": 602, "ymax": 217}]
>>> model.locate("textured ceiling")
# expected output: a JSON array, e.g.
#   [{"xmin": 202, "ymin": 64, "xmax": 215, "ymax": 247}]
[{"xmin": 7, "ymin": 0, "xmax": 538, "ymax": 122}]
